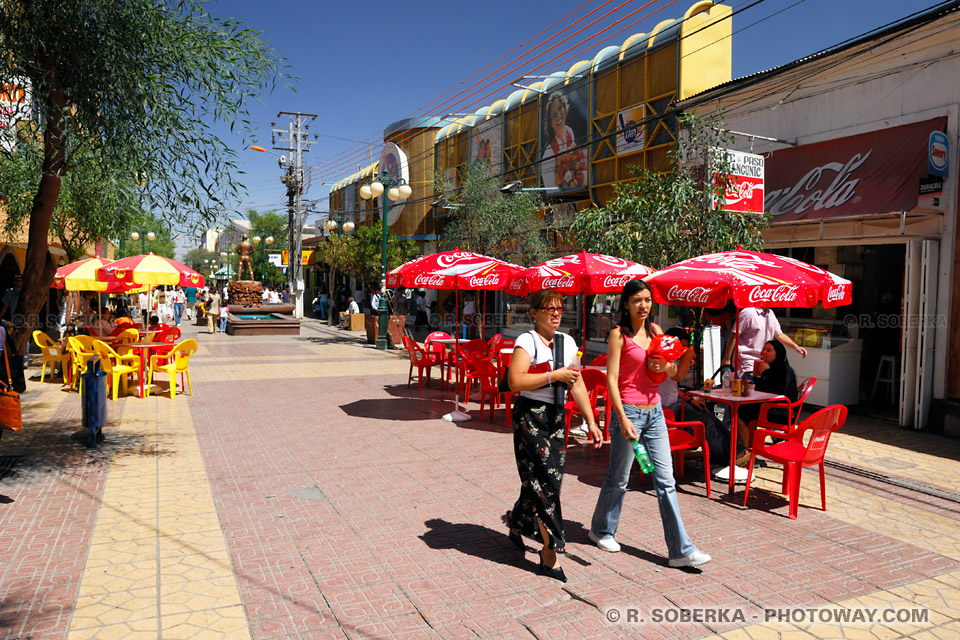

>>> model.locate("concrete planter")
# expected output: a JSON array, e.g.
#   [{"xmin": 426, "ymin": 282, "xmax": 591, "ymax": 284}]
[{"xmin": 365, "ymin": 314, "xmax": 406, "ymax": 346}]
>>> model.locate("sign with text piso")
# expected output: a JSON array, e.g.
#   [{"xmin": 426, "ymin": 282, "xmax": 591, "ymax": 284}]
[{"xmin": 710, "ymin": 148, "xmax": 765, "ymax": 214}]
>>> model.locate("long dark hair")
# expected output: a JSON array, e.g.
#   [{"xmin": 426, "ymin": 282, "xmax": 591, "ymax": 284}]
[
  {"xmin": 617, "ymin": 279, "xmax": 653, "ymax": 338},
  {"xmin": 765, "ymin": 340, "xmax": 791, "ymax": 375}
]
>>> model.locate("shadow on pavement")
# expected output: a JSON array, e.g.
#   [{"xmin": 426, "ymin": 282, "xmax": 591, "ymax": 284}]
[
  {"xmin": 338, "ymin": 398, "xmax": 451, "ymax": 421},
  {"xmin": 419, "ymin": 518, "xmax": 529, "ymax": 570}
]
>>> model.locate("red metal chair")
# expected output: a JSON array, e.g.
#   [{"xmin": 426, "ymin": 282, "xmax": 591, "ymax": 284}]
[
  {"xmin": 743, "ymin": 404, "xmax": 847, "ymax": 519},
  {"xmin": 563, "ymin": 368, "xmax": 605, "ymax": 447},
  {"xmin": 402, "ymin": 336, "xmax": 441, "ymax": 390},
  {"xmin": 663, "ymin": 407, "xmax": 711, "ymax": 497},
  {"xmin": 755, "ymin": 376, "xmax": 817, "ymax": 437},
  {"xmin": 425, "ymin": 330, "xmax": 454, "ymax": 388}
]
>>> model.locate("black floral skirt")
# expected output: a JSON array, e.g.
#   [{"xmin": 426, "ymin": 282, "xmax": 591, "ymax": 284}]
[{"xmin": 507, "ymin": 395, "xmax": 566, "ymax": 552}]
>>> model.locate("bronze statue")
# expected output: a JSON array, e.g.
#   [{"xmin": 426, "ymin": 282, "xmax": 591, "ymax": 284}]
[{"xmin": 236, "ymin": 234, "xmax": 255, "ymax": 281}]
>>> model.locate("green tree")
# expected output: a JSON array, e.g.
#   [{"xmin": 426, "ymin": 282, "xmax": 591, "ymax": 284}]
[
  {"xmin": 246, "ymin": 208, "xmax": 287, "ymax": 284},
  {"xmin": 183, "ymin": 248, "xmax": 218, "ymax": 273},
  {"xmin": 570, "ymin": 112, "xmax": 768, "ymax": 269},
  {"xmin": 346, "ymin": 223, "xmax": 420, "ymax": 285},
  {"xmin": 0, "ymin": 0, "xmax": 286, "ymax": 353},
  {"xmin": 0, "ymin": 142, "xmax": 144, "ymax": 262},
  {"xmin": 439, "ymin": 162, "xmax": 551, "ymax": 264}
]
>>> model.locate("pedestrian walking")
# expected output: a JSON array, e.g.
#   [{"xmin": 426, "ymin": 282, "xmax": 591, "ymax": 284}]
[
  {"xmin": 206, "ymin": 286, "xmax": 221, "ymax": 334},
  {"xmin": 504, "ymin": 289, "xmax": 601, "ymax": 583},
  {"xmin": 589, "ymin": 279, "xmax": 711, "ymax": 568},
  {"xmin": 173, "ymin": 286, "xmax": 185, "ymax": 326}
]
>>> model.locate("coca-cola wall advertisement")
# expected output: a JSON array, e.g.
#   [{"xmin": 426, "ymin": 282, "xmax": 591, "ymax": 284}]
[
  {"xmin": 765, "ymin": 117, "xmax": 948, "ymax": 222},
  {"xmin": 711, "ymin": 148, "xmax": 764, "ymax": 214}
]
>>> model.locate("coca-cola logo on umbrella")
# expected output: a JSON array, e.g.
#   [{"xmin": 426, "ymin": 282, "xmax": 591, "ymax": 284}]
[
  {"xmin": 666, "ymin": 285, "xmax": 713, "ymax": 305},
  {"xmin": 747, "ymin": 284, "xmax": 799, "ymax": 305}
]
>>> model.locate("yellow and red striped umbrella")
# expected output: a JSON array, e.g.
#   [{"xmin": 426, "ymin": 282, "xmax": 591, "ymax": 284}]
[
  {"xmin": 96, "ymin": 253, "xmax": 205, "ymax": 288},
  {"xmin": 53, "ymin": 257, "xmax": 147, "ymax": 293}
]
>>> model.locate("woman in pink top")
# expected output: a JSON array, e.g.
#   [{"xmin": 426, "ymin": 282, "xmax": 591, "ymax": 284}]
[{"xmin": 588, "ymin": 279, "xmax": 711, "ymax": 568}]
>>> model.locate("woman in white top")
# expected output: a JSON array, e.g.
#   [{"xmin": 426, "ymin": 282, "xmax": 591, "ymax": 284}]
[{"xmin": 504, "ymin": 289, "xmax": 601, "ymax": 583}]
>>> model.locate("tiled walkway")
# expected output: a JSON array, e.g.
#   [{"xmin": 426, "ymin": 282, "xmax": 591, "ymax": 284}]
[{"xmin": 2, "ymin": 319, "xmax": 960, "ymax": 639}]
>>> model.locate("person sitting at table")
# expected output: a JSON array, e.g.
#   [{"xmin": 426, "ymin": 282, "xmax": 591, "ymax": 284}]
[{"xmin": 737, "ymin": 340, "xmax": 798, "ymax": 452}]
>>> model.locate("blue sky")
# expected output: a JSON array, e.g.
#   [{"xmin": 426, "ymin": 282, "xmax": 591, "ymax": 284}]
[{"xmin": 200, "ymin": 0, "xmax": 935, "ymax": 241}]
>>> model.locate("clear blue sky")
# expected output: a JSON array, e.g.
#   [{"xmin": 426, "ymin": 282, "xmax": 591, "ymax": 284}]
[{"xmin": 200, "ymin": 0, "xmax": 936, "ymax": 240}]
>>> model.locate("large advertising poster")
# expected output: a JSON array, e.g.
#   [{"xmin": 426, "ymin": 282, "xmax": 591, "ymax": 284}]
[
  {"xmin": 540, "ymin": 81, "xmax": 589, "ymax": 191},
  {"xmin": 380, "ymin": 142, "xmax": 410, "ymax": 226},
  {"xmin": 471, "ymin": 117, "xmax": 502, "ymax": 178},
  {"xmin": 0, "ymin": 78, "xmax": 30, "ymax": 151},
  {"xmin": 616, "ymin": 104, "xmax": 645, "ymax": 156},
  {"xmin": 765, "ymin": 117, "xmax": 948, "ymax": 221}
]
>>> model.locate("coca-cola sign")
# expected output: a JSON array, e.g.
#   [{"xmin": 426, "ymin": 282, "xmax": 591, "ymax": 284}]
[
  {"xmin": 712, "ymin": 148, "xmax": 764, "ymax": 214},
  {"xmin": 826, "ymin": 284, "xmax": 847, "ymax": 304},
  {"xmin": 600, "ymin": 275, "xmax": 632, "ymax": 290},
  {"xmin": 747, "ymin": 284, "xmax": 799, "ymax": 305},
  {"xmin": 666, "ymin": 285, "xmax": 712, "ymax": 304},
  {"xmin": 540, "ymin": 276, "xmax": 576, "ymax": 290},
  {"xmin": 765, "ymin": 117, "xmax": 946, "ymax": 222},
  {"xmin": 466, "ymin": 274, "xmax": 501, "ymax": 288},
  {"xmin": 413, "ymin": 274, "xmax": 447, "ymax": 287}
]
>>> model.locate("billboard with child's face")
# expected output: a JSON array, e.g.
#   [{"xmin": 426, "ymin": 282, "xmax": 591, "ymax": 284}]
[
  {"xmin": 540, "ymin": 81, "xmax": 589, "ymax": 191},
  {"xmin": 471, "ymin": 117, "xmax": 502, "ymax": 178}
]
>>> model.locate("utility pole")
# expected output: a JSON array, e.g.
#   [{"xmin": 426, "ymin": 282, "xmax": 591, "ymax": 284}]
[{"xmin": 271, "ymin": 111, "xmax": 317, "ymax": 319}]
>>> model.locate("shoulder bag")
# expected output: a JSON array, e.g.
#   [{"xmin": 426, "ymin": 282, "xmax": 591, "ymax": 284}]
[{"xmin": 0, "ymin": 329, "xmax": 22, "ymax": 432}]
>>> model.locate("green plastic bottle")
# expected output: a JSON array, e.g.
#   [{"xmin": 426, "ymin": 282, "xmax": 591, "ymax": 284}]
[{"xmin": 631, "ymin": 439, "xmax": 655, "ymax": 474}]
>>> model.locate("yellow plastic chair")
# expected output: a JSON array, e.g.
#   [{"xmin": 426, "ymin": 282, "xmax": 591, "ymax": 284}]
[
  {"xmin": 112, "ymin": 328, "xmax": 141, "ymax": 358},
  {"xmin": 92, "ymin": 341, "xmax": 141, "ymax": 400},
  {"xmin": 66, "ymin": 336, "xmax": 98, "ymax": 394},
  {"xmin": 32, "ymin": 330, "xmax": 71, "ymax": 384},
  {"xmin": 147, "ymin": 339, "xmax": 197, "ymax": 399}
]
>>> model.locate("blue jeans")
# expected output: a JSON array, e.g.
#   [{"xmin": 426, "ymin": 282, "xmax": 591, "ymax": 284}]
[
  {"xmin": 218, "ymin": 315, "xmax": 227, "ymax": 332},
  {"xmin": 173, "ymin": 303, "xmax": 183, "ymax": 326},
  {"xmin": 590, "ymin": 403, "xmax": 698, "ymax": 561}
]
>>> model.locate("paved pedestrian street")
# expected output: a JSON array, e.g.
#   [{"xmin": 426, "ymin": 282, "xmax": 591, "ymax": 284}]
[{"xmin": 2, "ymin": 319, "xmax": 960, "ymax": 639}]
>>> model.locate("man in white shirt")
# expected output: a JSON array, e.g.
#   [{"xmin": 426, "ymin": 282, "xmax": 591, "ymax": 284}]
[
  {"xmin": 262, "ymin": 287, "xmax": 271, "ymax": 303},
  {"xmin": 722, "ymin": 307, "xmax": 807, "ymax": 377},
  {"xmin": 370, "ymin": 289, "xmax": 381, "ymax": 313}
]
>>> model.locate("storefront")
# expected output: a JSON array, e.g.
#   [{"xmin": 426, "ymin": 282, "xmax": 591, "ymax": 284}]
[{"xmin": 676, "ymin": 2, "xmax": 960, "ymax": 429}]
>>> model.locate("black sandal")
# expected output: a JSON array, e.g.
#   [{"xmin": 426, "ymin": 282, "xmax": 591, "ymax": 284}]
[
  {"xmin": 538, "ymin": 550, "xmax": 567, "ymax": 583},
  {"xmin": 503, "ymin": 511, "xmax": 525, "ymax": 552}
]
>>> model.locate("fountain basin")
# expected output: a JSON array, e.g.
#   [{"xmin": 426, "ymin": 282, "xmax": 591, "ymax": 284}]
[{"xmin": 226, "ymin": 311, "xmax": 300, "ymax": 336}]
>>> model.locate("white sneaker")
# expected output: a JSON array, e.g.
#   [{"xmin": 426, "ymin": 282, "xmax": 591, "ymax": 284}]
[
  {"xmin": 569, "ymin": 425, "xmax": 588, "ymax": 436},
  {"xmin": 669, "ymin": 550, "xmax": 711, "ymax": 568},
  {"xmin": 712, "ymin": 466, "xmax": 749, "ymax": 483},
  {"xmin": 588, "ymin": 530, "xmax": 621, "ymax": 553}
]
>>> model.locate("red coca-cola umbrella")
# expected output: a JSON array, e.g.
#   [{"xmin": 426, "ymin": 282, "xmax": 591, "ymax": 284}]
[
  {"xmin": 642, "ymin": 248, "xmax": 851, "ymax": 309},
  {"xmin": 387, "ymin": 249, "xmax": 524, "ymax": 422},
  {"xmin": 507, "ymin": 251, "xmax": 654, "ymax": 341}
]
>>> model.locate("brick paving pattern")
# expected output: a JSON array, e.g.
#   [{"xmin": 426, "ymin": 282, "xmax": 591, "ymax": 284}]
[{"xmin": 1, "ymin": 317, "xmax": 959, "ymax": 639}]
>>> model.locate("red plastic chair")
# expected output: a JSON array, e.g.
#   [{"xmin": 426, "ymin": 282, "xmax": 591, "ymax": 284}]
[
  {"xmin": 563, "ymin": 368, "xmax": 605, "ymax": 447},
  {"xmin": 457, "ymin": 339, "xmax": 490, "ymax": 399},
  {"xmin": 589, "ymin": 353, "xmax": 608, "ymax": 367},
  {"xmin": 109, "ymin": 326, "xmax": 129, "ymax": 337},
  {"xmin": 151, "ymin": 326, "xmax": 182, "ymax": 364},
  {"xmin": 425, "ymin": 330, "xmax": 455, "ymax": 388},
  {"xmin": 743, "ymin": 404, "xmax": 847, "ymax": 519},
  {"xmin": 663, "ymin": 407, "xmax": 711, "ymax": 498},
  {"xmin": 500, "ymin": 338, "xmax": 515, "ymax": 350},
  {"xmin": 473, "ymin": 358, "xmax": 509, "ymax": 423},
  {"xmin": 402, "ymin": 336, "xmax": 441, "ymax": 390},
  {"xmin": 756, "ymin": 376, "xmax": 817, "ymax": 437}
]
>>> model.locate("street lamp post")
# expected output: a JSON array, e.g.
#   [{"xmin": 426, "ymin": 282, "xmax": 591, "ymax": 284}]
[
  {"xmin": 251, "ymin": 235, "xmax": 274, "ymax": 283},
  {"xmin": 323, "ymin": 215, "xmax": 355, "ymax": 326},
  {"xmin": 359, "ymin": 176, "xmax": 412, "ymax": 350},
  {"xmin": 129, "ymin": 230, "xmax": 156, "ymax": 254}
]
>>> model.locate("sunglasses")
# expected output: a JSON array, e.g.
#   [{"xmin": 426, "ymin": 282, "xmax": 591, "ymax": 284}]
[{"xmin": 537, "ymin": 306, "xmax": 564, "ymax": 314}]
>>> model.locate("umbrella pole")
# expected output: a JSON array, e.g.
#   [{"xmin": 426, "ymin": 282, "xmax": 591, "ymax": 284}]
[{"xmin": 444, "ymin": 284, "xmax": 470, "ymax": 422}]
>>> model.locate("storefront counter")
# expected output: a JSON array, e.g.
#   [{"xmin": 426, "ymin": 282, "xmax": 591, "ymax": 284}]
[{"xmin": 791, "ymin": 338, "xmax": 862, "ymax": 407}]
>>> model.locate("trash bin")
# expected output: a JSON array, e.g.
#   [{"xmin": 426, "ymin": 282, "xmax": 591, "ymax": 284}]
[{"xmin": 81, "ymin": 356, "xmax": 107, "ymax": 448}]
